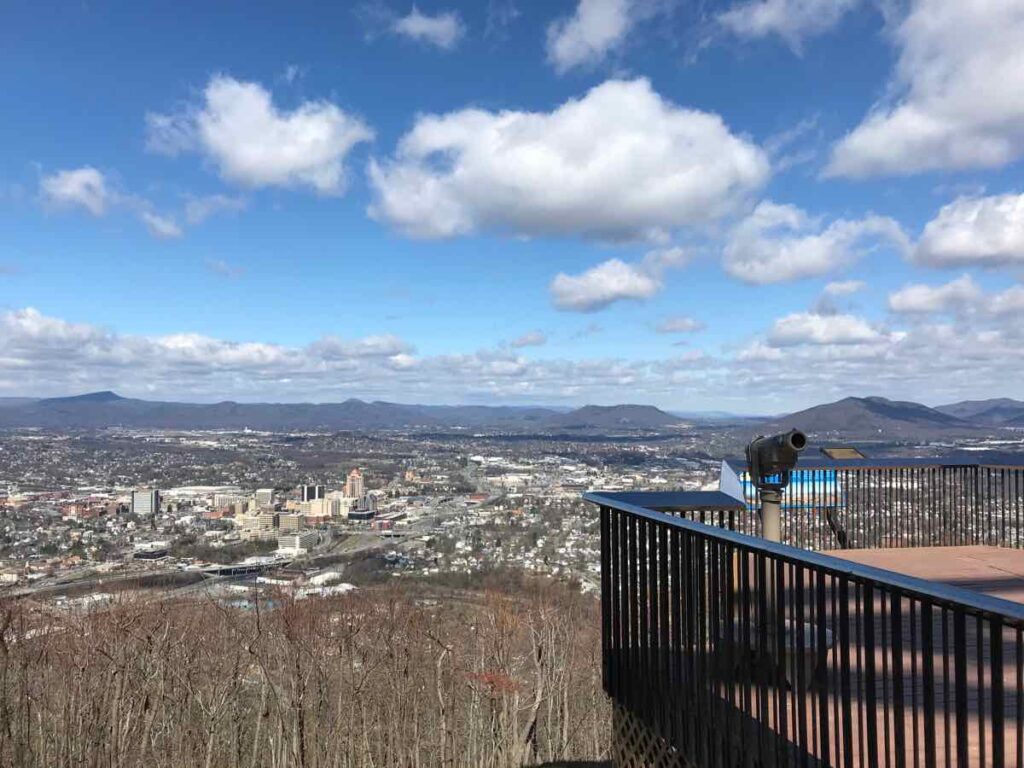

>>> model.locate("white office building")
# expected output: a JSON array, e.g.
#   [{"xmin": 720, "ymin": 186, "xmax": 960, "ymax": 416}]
[
  {"xmin": 277, "ymin": 530, "xmax": 318, "ymax": 556},
  {"xmin": 131, "ymin": 489, "xmax": 160, "ymax": 516}
]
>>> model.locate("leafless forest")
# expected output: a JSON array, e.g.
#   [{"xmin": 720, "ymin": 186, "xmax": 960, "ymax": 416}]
[{"xmin": 0, "ymin": 582, "xmax": 609, "ymax": 768}]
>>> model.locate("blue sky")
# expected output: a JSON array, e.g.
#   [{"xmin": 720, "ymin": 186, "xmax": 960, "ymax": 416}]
[{"xmin": 2, "ymin": 0, "xmax": 1024, "ymax": 411}]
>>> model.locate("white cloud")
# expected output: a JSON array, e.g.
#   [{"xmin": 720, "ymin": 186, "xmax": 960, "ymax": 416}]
[
  {"xmin": 139, "ymin": 211, "xmax": 183, "ymax": 239},
  {"xmin": 718, "ymin": 0, "xmax": 859, "ymax": 50},
  {"xmin": 551, "ymin": 259, "xmax": 661, "ymax": 312},
  {"xmin": 768, "ymin": 311, "xmax": 886, "ymax": 346},
  {"xmin": 737, "ymin": 341, "xmax": 784, "ymax": 361},
  {"xmin": 147, "ymin": 75, "xmax": 374, "ymax": 194},
  {"xmin": 888, "ymin": 274, "xmax": 981, "ymax": 314},
  {"xmin": 510, "ymin": 330, "xmax": 548, "ymax": 348},
  {"xmin": 722, "ymin": 201, "xmax": 909, "ymax": 284},
  {"xmin": 0, "ymin": 306, "xmax": 708, "ymax": 404},
  {"xmin": 308, "ymin": 334, "xmax": 414, "ymax": 359},
  {"xmin": 656, "ymin": 315, "xmax": 705, "ymax": 333},
  {"xmin": 39, "ymin": 166, "xmax": 192, "ymax": 241},
  {"xmin": 823, "ymin": 279, "xmax": 866, "ymax": 295},
  {"xmin": 39, "ymin": 167, "xmax": 110, "ymax": 216},
  {"xmin": 989, "ymin": 285, "xmax": 1024, "ymax": 316},
  {"xmin": 915, "ymin": 193, "xmax": 1024, "ymax": 267},
  {"xmin": 888, "ymin": 275, "xmax": 1024, "ymax": 318},
  {"xmin": 827, "ymin": 0, "xmax": 1024, "ymax": 177},
  {"xmin": 393, "ymin": 6, "xmax": 465, "ymax": 49},
  {"xmin": 368, "ymin": 78, "xmax": 769, "ymax": 240},
  {"xmin": 9, "ymin": 305, "xmax": 1024, "ymax": 409},
  {"xmin": 184, "ymin": 194, "xmax": 247, "ymax": 225},
  {"xmin": 550, "ymin": 248, "xmax": 687, "ymax": 312},
  {"xmin": 546, "ymin": 0, "xmax": 634, "ymax": 72}
]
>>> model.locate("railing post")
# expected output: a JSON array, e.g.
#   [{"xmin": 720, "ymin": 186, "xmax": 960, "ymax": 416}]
[{"xmin": 600, "ymin": 504, "xmax": 611, "ymax": 694}]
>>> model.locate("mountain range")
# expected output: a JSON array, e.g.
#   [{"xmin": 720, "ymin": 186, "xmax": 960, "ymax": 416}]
[
  {"xmin": 0, "ymin": 392, "xmax": 687, "ymax": 432},
  {"xmin": 765, "ymin": 396, "xmax": 1024, "ymax": 439},
  {"xmin": 935, "ymin": 398, "xmax": 1024, "ymax": 426},
  {"xmin": 2, "ymin": 391, "xmax": 1024, "ymax": 437}
]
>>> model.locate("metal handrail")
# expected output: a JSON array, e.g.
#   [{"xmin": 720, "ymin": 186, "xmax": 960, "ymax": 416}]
[{"xmin": 585, "ymin": 490, "xmax": 1024, "ymax": 624}]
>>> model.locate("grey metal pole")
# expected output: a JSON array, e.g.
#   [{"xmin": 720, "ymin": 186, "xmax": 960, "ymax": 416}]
[{"xmin": 760, "ymin": 488, "xmax": 782, "ymax": 543}]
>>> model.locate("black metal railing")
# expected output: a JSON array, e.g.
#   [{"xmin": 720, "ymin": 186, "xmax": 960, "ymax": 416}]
[
  {"xmin": 587, "ymin": 488, "xmax": 1024, "ymax": 767},
  {"xmin": 719, "ymin": 459, "xmax": 1024, "ymax": 551}
]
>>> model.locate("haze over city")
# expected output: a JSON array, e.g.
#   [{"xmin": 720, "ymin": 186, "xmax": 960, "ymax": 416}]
[{"xmin": 3, "ymin": 0, "xmax": 1024, "ymax": 412}]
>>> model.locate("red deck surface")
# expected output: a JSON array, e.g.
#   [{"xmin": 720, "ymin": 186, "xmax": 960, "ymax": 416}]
[{"xmin": 828, "ymin": 544, "xmax": 1024, "ymax": 605}]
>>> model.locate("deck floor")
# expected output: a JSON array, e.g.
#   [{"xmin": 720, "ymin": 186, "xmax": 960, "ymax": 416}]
[
  {"xmin": 764, "ymin": 545, "xmax": 1024, "ymax": 765},
  {"xmin": 829, "ymin": 544, "xmax": 1024, "ymax": 605}
]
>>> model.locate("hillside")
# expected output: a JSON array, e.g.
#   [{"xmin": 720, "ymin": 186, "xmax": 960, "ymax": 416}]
[
  {"xmin": 936, "ymin": 398, "xmax": 1024, "ymax": 425},
  {"xmin": 763, "ymin": 395, "xmax": 979, "ymax": 439},
  {"xmin": 0, "ymin": 581, "xmax": 608, "ymax": 768}
]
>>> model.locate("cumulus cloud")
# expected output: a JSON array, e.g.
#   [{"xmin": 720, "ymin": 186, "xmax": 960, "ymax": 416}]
[
  {"xmin": 550, "ymin": 247, "xmax": 687, "ymax": 312},
  {"xmin": 888, "ymin": 274, "xmax": 981, "ymax": 314},
  {"xmin": 308, "ymin": 333, "xmax": 414, "ymax": 359},
  {"xmin": 368, "ymin": 78, "xmax": 769, "ymax": 240},
  {"xmin": 915, "ymin": 193, "xmax": 1024, "ymax": 267},
  {"xmin": 656, "ymin": 316, "xmax": 705, "ymax": 333},
  {"xmin": 989, "ymin": 286, "xmax": 1024, "ymax": 316},
  {"xmin": 722, "ymin": 201, "xmax": 909, "ymax": 284},
  {"xmin": 823, "ymin": 279, "xmax": 866, "ymax": 296},
  {"xmin": 40, "ymin": 166, "xmax": 189, "ymax": 240},
  {"xmin": 139, "ymin": 211, "xmax": 183, "ymax": 239},
  {"xmin": 768, "ymin": 311, "xmax": 887, "ymax": 346},
  {"xmin": 546, "ymin": 0, "xmax": 635, "ymax": 72},
  {"xmin": 147, "ymin": 75, "xmax": 373, "ymax": 194},
  {"xmin": 551, "ymin": 259, "xmax": 660, "ymax": 312},
  {"xmin": 393, "ymin": 6, "xmax": 465, "ymax": 49},
  {"xmin": 9, "ymin": 305, "xmax": 1024, "ymax": 408},
  {"xmin": 510, "ymin": 330, "xmax": 547, "ymax": 348},
  {"xmin": 0, "ymin": 306, "xmax": 712, "ymax": 404},
  {"xmin": 827, "ymin": 0, "xmax": 1024, "ymax": 177},
  {"xmin": 718, "ymin": 0, "xmax": 859, "ymax": 50},
  {"xmin": 888, "ymin": 275, "xmax": 1024, "ymax": 318},
  {"xmin": 737, "ymin": 341, "xmax": 784, "ymax": 362},
  {"xmin": 40, "ymin": 167, "xmax": 110, "ymax": 216},
  {"xmin": 0, "ymin": 307, "xmax": 430, "ymax": 399},
  {"xmin": 731, "ymin": 305, "xmax": 1024, "ymax": 408}
]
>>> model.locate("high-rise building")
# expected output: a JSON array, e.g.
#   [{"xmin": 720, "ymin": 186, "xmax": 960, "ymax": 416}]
[
  {"xmin": 131, "ymin": 489, "xmax": 160, "ymax": 516},
  {"xmin": 300, "ymin": 484, "xmax": 325, "ymax": 502},
  {"xmin": 278, "ymin": 513, "xmax": 304, "ymax": 532},
  {"xmin": 277, "ymin": 530, "xmax": 318, "ymax": 555},
  {"xmin": 326, "ymin": 491, "xmax": 356, "ymax": 518},
  {"xmin": 255, "ymin": 488, "xmax": 274, "ymax": 508},
  {"xmin": 345, "ymin": 469, "xmax": 364, "ymax": 499},
  {"xmin": 239, "ymin": 511, "xmax": 278, "ymax": 541}
]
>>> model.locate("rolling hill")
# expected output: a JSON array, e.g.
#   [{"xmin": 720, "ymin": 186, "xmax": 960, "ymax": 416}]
[
  {"xmin": 543, "ymin": 404, "xmax": 684, "ymax": 430},
  {"xmin": 762, "ymin": 396, "xmax": 979, "ymax": 439}
]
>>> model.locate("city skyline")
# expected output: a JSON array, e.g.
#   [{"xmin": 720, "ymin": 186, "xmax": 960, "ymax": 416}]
[{"xmin": 3, "ymin": 0, "xmax": 1024, "ymax": 411}]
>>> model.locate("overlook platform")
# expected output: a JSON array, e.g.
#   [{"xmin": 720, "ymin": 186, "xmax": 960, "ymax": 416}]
[{"xmin": 588, "ymin": 453, "xmax": 1024, "ymax": 768}]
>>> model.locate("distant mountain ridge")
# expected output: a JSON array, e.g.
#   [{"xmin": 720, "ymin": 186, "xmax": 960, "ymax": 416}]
[
  {"xmin": 0, "ymin": 392, "xmax": 684, "ymax": 432},
  {"xmin": 4, "ymin": 391, "xmax": 1021, "ymax": 436},
  {"xmin": 764, "ymin": 395, "xmax": 980, "ymax": 439},
  {"xmin": 936, "ymin": 398, "xmax": 1024, "ymax": 426}
]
